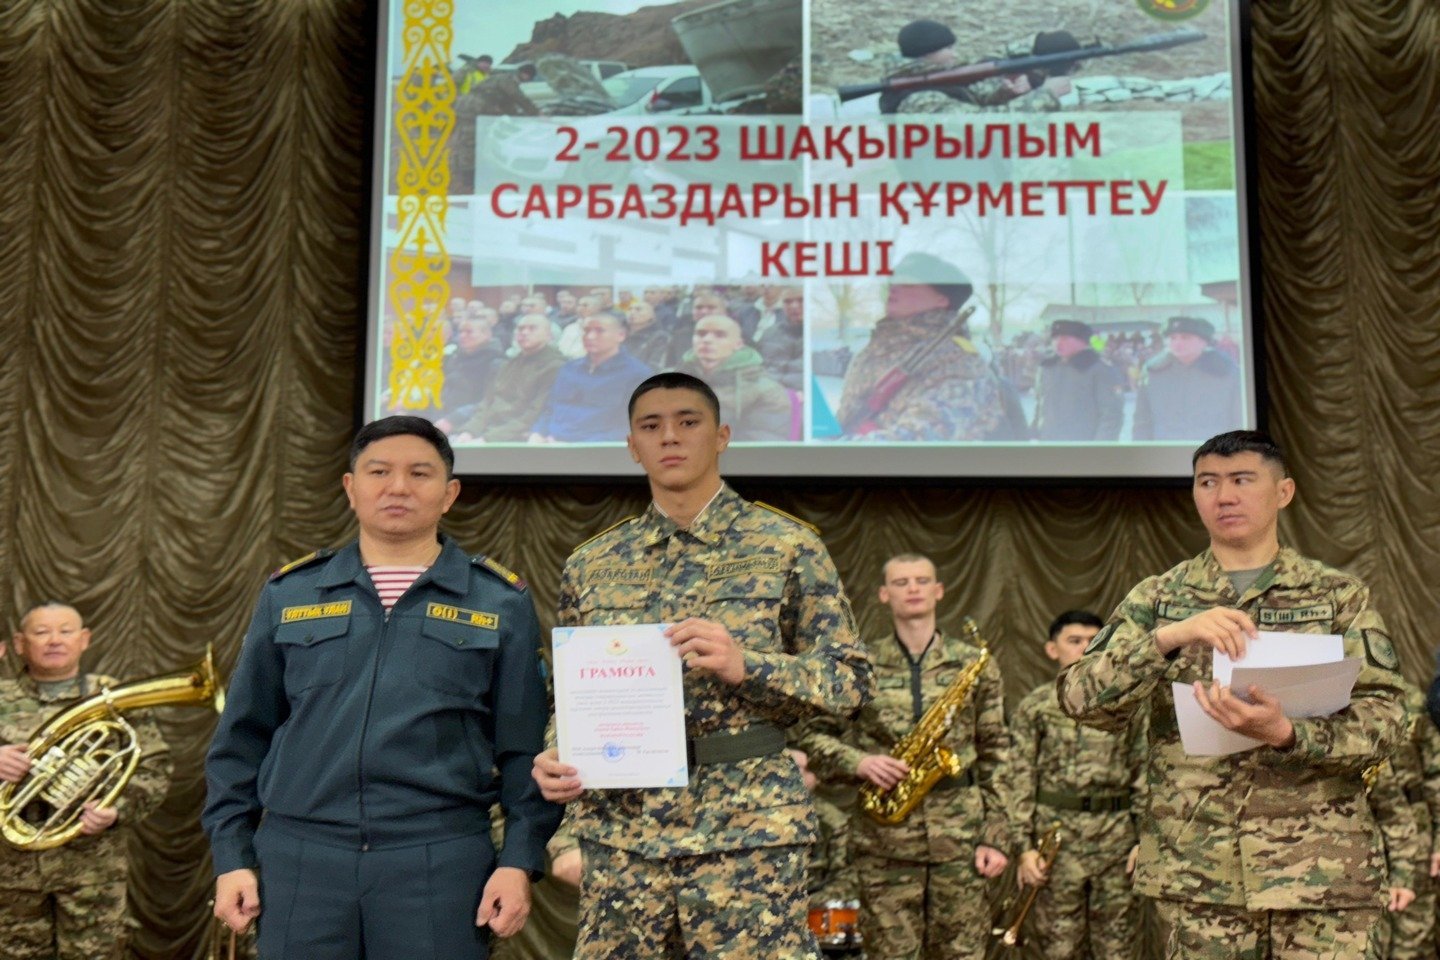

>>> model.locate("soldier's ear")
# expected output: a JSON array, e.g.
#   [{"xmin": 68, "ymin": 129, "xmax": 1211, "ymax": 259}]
[{"xmin": 1277, "ymin": 476, "xmax": 1295, "ymax": 509}]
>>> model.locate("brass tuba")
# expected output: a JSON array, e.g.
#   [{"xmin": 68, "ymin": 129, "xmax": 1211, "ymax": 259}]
[
  {"xmin": 0, "ymin": 645, "xmax": 225, "ymax": 850},
  {"xmin": 990, "ymin": 821, "xmax": 1062, "ymax": 949},
  {"xmin": 859, "ymin": 617, "xmax": 988, "ymax": 825}
]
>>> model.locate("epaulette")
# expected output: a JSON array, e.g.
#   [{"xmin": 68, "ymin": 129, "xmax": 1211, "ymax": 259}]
[
  {"xmin": 951, "ymin": 335, "xmax": 978, "ymax": 354},
  {"xmin": 473, "ymin": 554, "xmax": 527, "ymax": 591},
  {"xmin": 270, "ymin": 549, "xmax": 334, "ymax": 581},
  {"xmin": 754, "ymin": 501, "xmax": 820, "ymax": 535},
  {"xmin": 573, "ymin": 516, "xmax": 639, "ymax": 553}
]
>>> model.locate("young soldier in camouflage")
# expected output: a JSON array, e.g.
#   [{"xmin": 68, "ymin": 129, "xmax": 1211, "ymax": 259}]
[
  {"xmin": 1368, "ymin": 761, "xmax": 1421, "ymax": 959},
  {"xmin": 1060, "ymin": 430, "xmax": 1409, "ymax": 959},
  {"xmin": 0, "ymin": 602, "xmax": 172, "ymax": 960},
  {"xmin": 798, "ymin": 553, "xmax": 1010, "ymax": 960},
  {"xmin": 1007, "ymin": 610, "xmax": 1144, "ymax": 960},
  {"xmin": 532, "ymin": 372, "xmax": 873, "ymax": 960}
]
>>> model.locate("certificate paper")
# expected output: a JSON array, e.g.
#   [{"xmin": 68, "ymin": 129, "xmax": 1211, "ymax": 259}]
[{"xmin": 552, "ymin": 624, "xmax": 689, "ymax": 789}]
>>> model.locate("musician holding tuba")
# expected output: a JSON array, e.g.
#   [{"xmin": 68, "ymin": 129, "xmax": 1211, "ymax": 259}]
[
  {"xmin": 798, "ymin": 554, "xmax": 1011, "ymax": 960},
  {"xmin": 1004, "ymin": 611, "xmax": 1144, "ymax": 958},
  {"xmin": 0, "ymin": 602, "xmax": 172, "ymax": 960}
]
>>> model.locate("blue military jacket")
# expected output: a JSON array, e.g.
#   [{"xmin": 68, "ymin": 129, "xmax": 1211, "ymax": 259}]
[{"xmin": 203, "ymin": 536, "xmax": 560, "ymax": 877}]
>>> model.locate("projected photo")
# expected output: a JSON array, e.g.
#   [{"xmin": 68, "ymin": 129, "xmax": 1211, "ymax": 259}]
[{"xmin": 368, "ymin": 0, "xmax": 1254, "ymax": 476}]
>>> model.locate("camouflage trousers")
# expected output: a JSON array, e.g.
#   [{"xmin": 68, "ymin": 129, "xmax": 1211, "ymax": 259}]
[
  {"xmin": 0, "ymin": 877, "xmax": 127, "ymax": 960},
  {"xmin": 1376, "ymin": 872, "xmax": 1436, "ymax": 960},
  {"xmin": 853, "ymin": 852, "xmax": 991, "ymax": 960},
  {"xmin": 1155, "ymin": 899, "xmax": 1382, "ymax": 959},
  {"xmin": 1027, "ymin": 849, "xmax": 1138, "ymax": 960},
  {"xmin": 576, "ymin": 840, "xmax": 818, "ymax": 959}
]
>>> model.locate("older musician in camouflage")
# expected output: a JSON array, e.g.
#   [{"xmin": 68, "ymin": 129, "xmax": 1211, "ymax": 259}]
[
  {"xmin": 798, "ymin": 554, "xmax": 1010, "ymax": 960},
  {"xmin": 0, "ymin": 603, "xmax": 171, "ymax": 960},
  {"xmin": 1059, "ymin": 431, "xmax": 1408, "ymax": 959},
  {"xmin": 532, "ymin": 372, "xmax": 873, "ymax": 960},
  {"xmin": 1008, "ymin": 610, "xmax": 1145, "ymax": 959}
]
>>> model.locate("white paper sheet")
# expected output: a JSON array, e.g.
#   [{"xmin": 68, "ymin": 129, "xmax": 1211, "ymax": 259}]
[
  {"xmin": 1173, "ymin": 658, "xmax": 1364, "ymax": 757},
  {"xmin": 552, "ymin": 624, "xmax": 689, "ymax": 789},
  {"xmin": 1211, "ymin": 630, "xmax": 1344, "ymax": 686}
]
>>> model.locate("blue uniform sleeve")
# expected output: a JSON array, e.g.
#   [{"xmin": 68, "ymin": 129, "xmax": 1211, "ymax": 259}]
[
  {"xmin": 488, "ymin": 591, "xmax": 563, "ymax": 877},
  {"xmin": 203, "ymin": 586, "xmax": 288, "ymax": 875}
]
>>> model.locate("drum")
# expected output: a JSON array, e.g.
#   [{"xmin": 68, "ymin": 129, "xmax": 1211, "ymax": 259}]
[{"xmin": 807, "ymin": 899, "xmax": 861, "ymax": 950}]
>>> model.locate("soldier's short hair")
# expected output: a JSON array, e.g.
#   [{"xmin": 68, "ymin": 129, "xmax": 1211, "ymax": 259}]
[
  {"xmin": 1191, "ymin": 430, "xmax": 1287, "ymax": 476},
  {"xmin": 17, "ymin": 601, "xmax": 84, "ymax": 631},
  {"xmin": 881, "ymin": 553, "xmax": 936, "ymax": 582},
  {"xmin": 628, "ymin": 372, "xmax": 721, "ymax": 424},
  {"xmin": 1047, "ymin": 609, "xmax": 1103, "ymax": 642},
  {"xmin": 350, "ymin": 416, "xmax": 456, "ymax": 479}
]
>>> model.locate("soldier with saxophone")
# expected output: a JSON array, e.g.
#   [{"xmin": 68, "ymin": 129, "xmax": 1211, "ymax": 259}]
[
  {"xmin": 1005, "ymin": 611, "xmax": 1145, "ymax": 958},
  {"xmin": 0, "ymin": 602, "xmax": 172, "ymax": 960},
  {"xmin": 799, "ymin": 553, "xmax": 1011, "ymax": 960}
]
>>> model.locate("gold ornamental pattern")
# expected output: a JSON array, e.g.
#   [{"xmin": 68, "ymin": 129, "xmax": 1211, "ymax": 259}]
[{"xmin": 388, "ymin": 0, "xmax": 454, "ymax": 410}]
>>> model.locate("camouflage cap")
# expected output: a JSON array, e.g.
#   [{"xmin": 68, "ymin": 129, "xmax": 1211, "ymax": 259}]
[
  {"xmin": 1163, "ymin": 315, "xmax": 1215, "ymax": 342},
  {"xmin": 898, "ymin": 20, "xmax": 957, "ymax": 58},
  {"xmin": 1048, "ymin": 319, "xmax": 1093, "ymax": 340}
]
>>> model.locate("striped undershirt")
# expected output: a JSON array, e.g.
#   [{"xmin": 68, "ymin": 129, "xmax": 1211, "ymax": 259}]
[{"xmin": 367, "ymin": 565, "xmax": 428, "ymax": 612}]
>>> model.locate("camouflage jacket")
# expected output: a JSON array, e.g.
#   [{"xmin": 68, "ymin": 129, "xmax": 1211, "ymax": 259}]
[
  {"xmin": 1059, "ymin": 546, "xmax": 1408, "ymax": 909},
  {"xmin": 1008, "ymin": 680, "xmax": 1145, "ymax": 865},
  {"xmin": 835, "ymin": 307, "xmax": 1004, "ymax": 442},
  {"xmin": 798, "ymin": 627, "xmax": 1011, "ymax": 863},
  {"xmin": 1388, "ymin": 680, "xmax": 1440, "ymax": 863},
  {"xmin": 556, "ymin": 485, "xmax": 872, "ymax": 858},
  {"xmin": 0, "ymin": 672, "xmax": 172, "ymax": 888},
  {"xmin": 1368, "ymin": 760, "xmax": 1421, "ymax": 892}
]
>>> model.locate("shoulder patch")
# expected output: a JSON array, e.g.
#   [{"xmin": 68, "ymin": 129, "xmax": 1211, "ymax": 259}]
[
  {"xmin": 473, "ymin": 555, "xmax": 527, "ymax": 591},
  {"xmin": 573, "ymin": 516, "xmax": 639, "ymax": 553},
  {"xmin": 1364, "ymin": 628, "xmax": 1399, "ymax": 672},
  {"xmin": 753, "ymin": 501, "xmax": 820, "ymax": 535},
  {"xmin": 1085, "ymin": 623, "xmax": 1117, "ymax": 655},
  {"xmin": 270, "ymin": 549, "xmax": 334, "ymax": 581}
]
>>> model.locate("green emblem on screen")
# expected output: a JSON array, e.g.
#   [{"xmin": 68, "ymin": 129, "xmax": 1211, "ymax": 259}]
[{"xmin": 1137, "ymin": 0, "xmax": 1210, "ymax": 20}]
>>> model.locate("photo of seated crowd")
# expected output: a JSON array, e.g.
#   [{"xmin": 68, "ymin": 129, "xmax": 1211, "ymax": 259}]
[{"xmin": 383, "ymin": 283, "xmax": 807, "ymax": 445}]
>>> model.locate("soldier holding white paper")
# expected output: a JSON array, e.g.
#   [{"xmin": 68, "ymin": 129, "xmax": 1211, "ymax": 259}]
[{"xmin": 1059, "ymin": 430, "xmax": 1408, "ymax": 959}]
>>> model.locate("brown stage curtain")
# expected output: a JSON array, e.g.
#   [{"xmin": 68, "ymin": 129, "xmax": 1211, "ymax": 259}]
[{"xmin": 1, "ymin": 1, "xmax": 1438, "ymax": 957}]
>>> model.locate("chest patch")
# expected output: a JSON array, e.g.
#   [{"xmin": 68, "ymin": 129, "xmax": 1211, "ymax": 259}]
[
  {"xmin": 426, "ymin": 602, "xmax": 499, "ymax": 630},
  {"xmin": 1256, "ymin": 604, "xmax": 1335, "ymax": 625},
  {"xmin": 280, "ymin": 600, "xmax": 352, "ymax": 623},
  {"xmin": 708, "ymin": 556, "xmax": 783, "ymax": 580},
  {"xmin": 585, "ymin": 566, "xmax": 652, "ymax": 585}
]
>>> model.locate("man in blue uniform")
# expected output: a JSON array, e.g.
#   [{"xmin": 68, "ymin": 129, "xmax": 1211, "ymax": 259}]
[{"xmin": 204, "ymin": 416, "xmax": 561, "ymax": 959}]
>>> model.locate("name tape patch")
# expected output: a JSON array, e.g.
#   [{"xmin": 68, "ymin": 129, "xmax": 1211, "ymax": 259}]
[
  {"xmin": 708, "ymin": 556, "xmax": 783, "ymax": 580},
  {"xmin": 426, "ymin": 602, "xmax": 499, "ymax": 630},
  {"xmin": 1256, "ymin": 604, "xmax": 1335, "ymax": 625},
  {"xmin": 280, "ymin": 601, "xmax": 352, "ymax": 623},
  {"xmin": 586, "ymin": 566, "xmax": 652, "ymax": 585}
]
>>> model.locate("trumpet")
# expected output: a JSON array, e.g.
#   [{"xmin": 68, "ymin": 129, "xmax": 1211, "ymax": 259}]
[{"xmin": 990, "ymin": 821, "xmax": 1062, "ymax": 949}]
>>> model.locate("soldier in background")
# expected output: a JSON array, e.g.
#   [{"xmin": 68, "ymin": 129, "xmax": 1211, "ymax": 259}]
[
  {"xmin": 834, "ymin": 253, "xmax": 1005, "ymax": 441},
  {"xmin": 1131, "ymin": 316, "xmax": 1243, "ymax": 441},
  {"xmin": 0, "ymin": 602, "xmax": 172, "ymax": 960},
  {"xmin": 1377, "ymin": 680, "xmax": 1440, "ymax": 958},
  {"xmin": 798, "ymin": 553, "xmax": 1010, "ymax": 960},
  {"xmin": 1368, "ymin": 762, "xmax": 1421, "ymax": 959},
  {"xmin": 677, "ymin": 315, "xmax": 792, "ymax": 442},
  {"xmin": 881, "ymin": 21, "xmax": 1080, "ymax": 115},
  {"xmin": 624, "ymin": 300, "xmax": 673, "ymax": 371},
  {"xmin": 454, "ymin": 314, "xmax": 565, "ymax": 443},
  {"xmin": 1059, "ymin": 430, "xmax": 1408, "ymax": 959},
  {"xmin": 531, "ymin": 371, "xmax": 873, "ymax": 960},
  {"xmin": 1007, "ymin": 610, "xmax": 1144, "ymax": 960},
  {"xmin": 1032, "ymin": 320, "xmax": 1125, "ymax": 442}
]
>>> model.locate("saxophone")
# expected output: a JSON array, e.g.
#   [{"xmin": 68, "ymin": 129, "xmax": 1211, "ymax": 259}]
[
  {"xmin": 859, "ymin": 617, "xmax": 988, "ymax": 825},
  {"xmin": 0, "ymin": 646, "xmax": 225, "ymax": 850}
]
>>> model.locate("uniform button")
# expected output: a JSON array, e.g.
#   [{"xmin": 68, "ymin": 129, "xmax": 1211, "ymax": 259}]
[
  {"xmin": 361, "ymin": 843, "xmax": 370, "ymax": 852},
  {"xmin": 304, "ymin": 635, "xmax": 314, "ymax": 644},
  {"xmin": 456, "ymin": 638, "xmax": 466, "ymax": 646}
]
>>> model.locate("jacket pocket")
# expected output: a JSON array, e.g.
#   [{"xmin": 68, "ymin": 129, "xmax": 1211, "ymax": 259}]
[
  {"xmin": 417, "ymin": 617, "xmax": 499, "ymax": 698},
  {"xmin": 274, "ymin": 616, "xmax": 349, "ymax": 692}
]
